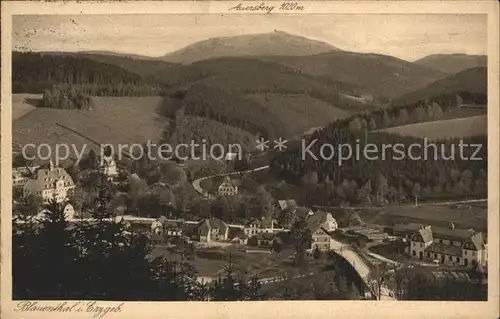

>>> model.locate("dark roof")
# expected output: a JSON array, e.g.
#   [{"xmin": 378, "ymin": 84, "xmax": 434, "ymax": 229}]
[
  {"xmin": 425, "ymin": 243, "xmax": 462, "ymax": 257},
  {"xmin": 208, "ymin": 218, "xmax": 228, "ymax": 231},
  {"xmin": 433, "ymin": 271, "xmax": 471, "ymax": 282},
  {"xmin": 157, "ymin": 216, "xmax": 169, "ymax": 223},
  {"xmin": 393, "ymin": 223, "xmax": 424, "ymax": 233},
  {"xmin": 306, "ymin": 216, "xmax": 324, "ymax": 234},
  {"xmin": 256, "ymin": 233, "xmax": 276, "ymax": 241},
  {"xmin": 219, "ymin": 176, "xmax": 239, "ymax": 188},
  {"xmin": 247, "ymin": 217, "xmax": 275, "ymax": 228},
  {"xmin": 228, "ymin": 227, "xmax": 246, "ymax": 239},
  {"xmin": 292, "ymin": 206, "xmax": 313, "ymax": 219},
  {"xmin": 432, "ymin": 226, "xmax": 475, "ymax": 241},
  {"xmin": 309, "ymin": 210, "xmax": 336, "ymax": 226},
  {"xmin": 196, "ymin": 218, "xmax": 228, "ymax": 236},
  {"xmin": 197, "ymin": 220, "xmax": 211, "ymax": 236},
  {"xmin": 164, "ymin": 220, "xmax": 181, "ymax": 228},
  {"xmin": 247, "ymin": 218, "xmax": 260, "ymax": 226},
  {"xmin": 23, "ymin": 166, "xmax": 75, "ymax": 191},
  {"xmin": 261, "ymin": 217, "xmax": 274, "ymax": 228},
  {"xmin": 410, "ymin": 226, "xmax": 433, "ymax": 243}
]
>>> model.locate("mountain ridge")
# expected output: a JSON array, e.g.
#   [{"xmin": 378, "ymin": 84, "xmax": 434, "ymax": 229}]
[
  {"xmin": 414, "ymin": 54, "xmax": 487, "ymax": 74},
  {"xmin": 392, "ymin": 66, "xmax": 487, "ymax": 106},
  {"xmin": 161, "ymin": 30, "xmax": 341, "ymax": 64}
]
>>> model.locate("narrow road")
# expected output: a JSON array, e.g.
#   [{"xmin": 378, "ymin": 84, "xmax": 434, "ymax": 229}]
[{"xmin": 191, "ymin": 165, "xmax": 270, "ymax": 197}]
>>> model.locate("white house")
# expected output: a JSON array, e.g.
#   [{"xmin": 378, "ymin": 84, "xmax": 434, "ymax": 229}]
[
  {"xmin": 23, "ymin": 161, "xmax": 75, "ymax": 204},
  {"xmin": 35, "ymin": 203, "xmax": 76, "ymax": 221},
  {"xmin": 196, "ymin": 218, "xmax": 230, "ymax": 243},
  {"xmin": 217, "ymin": 176, "xmax": 238, "ymax": 196},
  {"xmin": 307, "ymin": 211, "xmax": 339, "ymax": 252},
  {"xmin": 405, "ymin": 223, "xmax": 487, "ymax": 268},
  {"xmin": 151, "ymin": 220, "xmax": 163, "ymax": 235},
  {"xmin": 100, "ymin": 156, "xmax": 118, "ymax": 179},
  {"xmin": 63, "ymin": 203, "xmax": 76, "ymax": 220},
  {"xmin": 244, "ymin": 217, "xmax": 279, "ymax": 236}
]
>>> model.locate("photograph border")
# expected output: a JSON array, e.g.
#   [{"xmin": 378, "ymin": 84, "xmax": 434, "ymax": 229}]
[{"xmin": 1, "ymin": 1, "xmax": 499, "ymax": 318}]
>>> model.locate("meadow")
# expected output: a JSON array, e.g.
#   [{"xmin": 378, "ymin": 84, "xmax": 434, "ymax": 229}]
[
  {"xmin": 12, "ymin": 95, "xmax": 173, "ymax": 161},
  {"xmin": 151, "ymin": 245, "xmax": 296, "ymax": 279},
  {"xmin": 12, "ymin": 93, "xmax": 40, "ymax": 120},
  {"xmin": 365, "ymin": 202, "xmax": 487, "ymax": 233},
  {"xmin": 379, "ymin": 115, "xmax": 487, "ymax": 140},
  {"xmin": 247, "ymin": 93, "xmax": 351, "ymax": 137}
]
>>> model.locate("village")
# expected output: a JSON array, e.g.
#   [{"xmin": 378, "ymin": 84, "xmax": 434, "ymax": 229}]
[{"xmin": 12, "ymin": 153, "xmax": 488, "ymax": 298}]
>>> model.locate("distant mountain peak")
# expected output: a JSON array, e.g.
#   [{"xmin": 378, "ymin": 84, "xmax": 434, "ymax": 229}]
[
  {"xmin": 414, "ymin": 53, "xmax": 487, "ymax": 74},
  {"xmin": 162, "ymin": 31, "xmax": 341, "ymax": 64}
]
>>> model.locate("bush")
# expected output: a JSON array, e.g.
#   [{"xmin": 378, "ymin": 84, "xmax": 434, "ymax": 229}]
[{"xmin": 42, "ymin": 85, "xmax": 94, "ymax": 110}]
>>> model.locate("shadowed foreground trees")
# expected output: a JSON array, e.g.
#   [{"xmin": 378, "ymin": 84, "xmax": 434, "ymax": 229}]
[{"xmin": 12, "ymin": 177, "xmax": 265, "ymax": 301}]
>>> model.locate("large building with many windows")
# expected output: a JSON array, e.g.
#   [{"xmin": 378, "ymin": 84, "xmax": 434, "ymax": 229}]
[
  {"xmin": 23, "ymin": 161, "xmax": 75, "ymax": 203},
  {"xmin": 217, "ymin": 176, "xmax": 239, "ymax": 196},
  {"xmin": 396, "ymin": 223, "xmax": 487, "ymax": 268}
]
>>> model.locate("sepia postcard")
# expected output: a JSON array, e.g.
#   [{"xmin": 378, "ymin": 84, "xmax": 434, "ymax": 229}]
[{"xmin": 1, "ymin": 1, "xmax": 499, "ymax": 319}]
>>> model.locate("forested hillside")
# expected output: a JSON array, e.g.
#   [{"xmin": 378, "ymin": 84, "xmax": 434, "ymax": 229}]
[
  {"xmin": 271, "ymin": 131, "xmax": 487, "ymax": 206},
  {"xmin": 414, "ymin": 54, "xmax": 487, "ymax": 75},
  {"xmin": 392, "ymin": 67, "xmax": 487, "ymax": 106},
  {"xmin": 181, "ymin": 83, "xmax": 286, "ymax": 140},
  {"xmin": 270, "ymin": 91, "xmax": 487, "ymax": 206},
  {"xmin": 13, "ymin": 51, "xmax": 164, "ymax": 95},
  {"xmin": 257, "ymin": 51, "xmax": 447, "ymax": 100}
]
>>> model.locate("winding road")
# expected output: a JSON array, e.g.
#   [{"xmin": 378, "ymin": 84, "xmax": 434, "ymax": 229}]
[
  {"xmin": 191, "ymin": 165, "xmax": 270, "ymax": 198},
  {"xmin": 189, "ymin": 163, "xmax": 485, "ymax": 300}
]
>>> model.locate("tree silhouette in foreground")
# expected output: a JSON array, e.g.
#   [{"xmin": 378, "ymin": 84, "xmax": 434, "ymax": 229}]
[{"xmin": 12, "ymin": 176, "xmax": 267, "ymax": 301}]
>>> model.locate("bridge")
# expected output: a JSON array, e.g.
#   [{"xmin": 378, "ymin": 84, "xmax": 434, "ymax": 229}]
[{"xmin": 329, "ymin": 238, "xmax": 395, "ymax": 300}]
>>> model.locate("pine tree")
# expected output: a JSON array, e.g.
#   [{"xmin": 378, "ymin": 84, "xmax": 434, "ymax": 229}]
[
  {"xmin": 211, "ymin": 253, "xmax": 244, "ymax": 301},
  {"xmin": 291, "ymin": 217, "xmax": 313, "ymax": 267}
]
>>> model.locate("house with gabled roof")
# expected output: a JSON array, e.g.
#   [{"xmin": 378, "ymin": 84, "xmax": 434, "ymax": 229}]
[
  {"xmin": 291, "ymin": 206, "xmax": 314, "ymax": 219},
  {"xmin": 12, "ymin": 165, "xmax": 38, "ymax": 188},
  {"xmin": 252, "ymin": 232, "xmax": 277, "ymax": 247},
  {"xmin": 229, "ymin": 227, "xmax": 248, "ymax": 245},
  {"xmin": 23, "ymin": 161, "xmax": 75, "ymax": 204},
  {"xmin": 393, "ymin": 223, "xmax": 425, "ymax": 241},
  {"xmin": 217, "ymin": 176, "xmax": 239, "ymax": 196},
  {"xmin": 306, "ymin": 215, "xmax": 338, "ymax": 252},
  {"xmin": 409, "ymin": 225, "xmax": 433, "ymax": 260},
  {"xmin": 244, "ymin": 217, "xmax": 279, "ymax": 236},
  {"xmin": 308, "ymin": 210, "xmax": 338, "ymax": 232},
  {"xmin": 405, "ymin": 222, "xmax": 487, "ymax": 267},
  {"xmin": 278, "ymin": 199, "xmax": 297, "ymax": 211},
  {"xmin": 195, "ymin": 218, "xmax": 229, "ymax": 243}
]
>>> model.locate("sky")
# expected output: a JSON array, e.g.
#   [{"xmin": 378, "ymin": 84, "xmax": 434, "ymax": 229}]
[{"xmin": 13, "ymin": 14, "xmax": 487, "ymax": 61}]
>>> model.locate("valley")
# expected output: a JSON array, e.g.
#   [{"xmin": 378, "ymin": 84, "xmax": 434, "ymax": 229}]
[{"xmin": 11, "ymin": 27, "xmax": 489, "ymax": 303}]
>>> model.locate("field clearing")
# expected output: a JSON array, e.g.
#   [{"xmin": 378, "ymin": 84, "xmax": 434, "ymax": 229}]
[
  {"xmin": 12, "ymin": 93, "xmax": 41, "ymax": 120},
  {"xmin": 151, "ymin": 245, "xmax": 295, "ymax": 278},
  {"xmin": 12, "ymin": 95, "xmax": 172, "ymax": 162},
  {"xmin": 441, "ymin": 107, "xmax": 486, "ymax": 120},
  {"xmin": 366, "ymin": 203, "xmax": 487, "ymax": 232},
  {"xmin": 378, "ymin": 115, "xmax": 486, "ymax": 140},
  {"xmin": 247, "ymin": 93, "xmax": 351, "ymax": 137}
]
